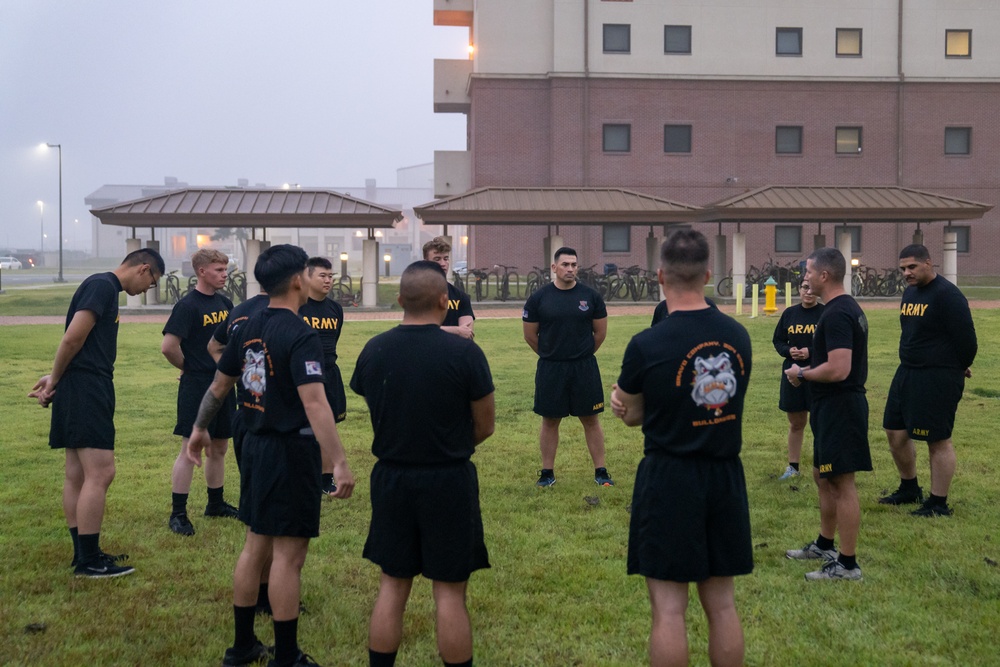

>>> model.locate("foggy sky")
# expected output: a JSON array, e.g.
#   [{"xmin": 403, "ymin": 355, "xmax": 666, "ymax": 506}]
[{"xmin": 0, "ymin": 1, "xmax": 470, "ymax": 251}]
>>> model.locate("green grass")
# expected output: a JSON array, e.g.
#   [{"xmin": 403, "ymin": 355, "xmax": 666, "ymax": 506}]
[{"xmin": 2, "ymin": 307, "xmax": 999, "ymax": 666}]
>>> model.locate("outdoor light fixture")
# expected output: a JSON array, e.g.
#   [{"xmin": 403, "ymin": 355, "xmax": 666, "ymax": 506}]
[
  {"xmin": 851, "ymin": 258, "xmax": 860, "ymax": 267},
  {"xmin": 384, "ymin": 253, "xmax": 391, "ymax": 277},
  {"xmin": 339, "ymin": 252, "xmax": 349, "ymax": 277},
  {"xmin": 41, "ymin": 143, "xmax": 65, "ymax": 282}
]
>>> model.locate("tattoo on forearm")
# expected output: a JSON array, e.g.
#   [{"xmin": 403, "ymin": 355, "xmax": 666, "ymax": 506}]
[{"xmin": 194, "ymin": 391, "xmax": 224, "ymax": 429}]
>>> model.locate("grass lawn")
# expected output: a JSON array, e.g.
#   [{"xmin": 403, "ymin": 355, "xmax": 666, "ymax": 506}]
[{"xmin": 1, "ymin": 302, "xmax": 999, "ymax": 666}]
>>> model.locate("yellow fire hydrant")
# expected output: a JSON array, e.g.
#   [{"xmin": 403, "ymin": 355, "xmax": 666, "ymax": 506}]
[{"xmin": 763, "ymin": 276, "xmax": 778, "ymax": 315}]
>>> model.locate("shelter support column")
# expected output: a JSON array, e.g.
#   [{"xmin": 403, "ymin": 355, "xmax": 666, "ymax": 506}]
[
  {"xmin": 362, "ymin": 238, "xmax": 378, "ymax": 307},
  {"xmin": 544, "ymin": 234, "xmax": 564, "ymax": 267},
  {"xmin": 912, "ymin": 227, "xmax": 924, "ymax": 246},
  {"xmin": 244, "ymin": 239, "xmax": 269, "ymax": 298},
  {"xmin": 646, "ymin": 233, "xmax": 661, "ymax": 275},
  {"xmin": 837, "ymin": 229, "xmax": 853, "ymax": 295},
  {"xmin": 126, "ymin": 237, "xmax": 142, "ymax": 308},
  {"xmin": 713, "ymin": 235, "xmax": 727, "ymax": 298},
  {"xmin": 732, "ymin": 233, "xmax": 746, "ymax": 297},
  {"xmin": 145, "ymin": 240, "xmax": 161, "ymax": 305},
  {"xmin": 942, "ymin": 228, "xmax": 958, "ymax": 286}
]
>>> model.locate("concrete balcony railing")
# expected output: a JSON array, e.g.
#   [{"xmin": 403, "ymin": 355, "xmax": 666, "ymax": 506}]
[
  {"xmin": 434, "ymin": 59, "xmax": 472, "ymax": 113},
  {"xmin": 434, "ymin": 0, "xmax": 472, "ymax": 27},
  {"xmin": 434, "ymin": 151, "xmax": 472, "ymax": 199}
]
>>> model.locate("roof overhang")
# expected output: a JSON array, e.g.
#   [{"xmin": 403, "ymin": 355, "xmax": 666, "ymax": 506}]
[
  {"xmin": 89, "ymin": 188, "xmax": 403, "ymax": 229},
  {"xmin": 414, "ymin": 187, "xmax": 701, "ymax": 225}
]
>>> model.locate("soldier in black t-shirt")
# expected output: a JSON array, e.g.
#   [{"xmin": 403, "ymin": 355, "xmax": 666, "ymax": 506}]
[
  {"xmin": 650, "ymin": 295, "xmax": 717, "ymax": 327},
  {"xmin": 612, "ymin": 230, "xmax": 752, "ymax": 666},
  {"xmin": 187, "ymin": 244, "xmax": 355, "ymax": 667},
  {"xmin": 772, "ymin": 283, "xmax": 824, "ymax": 479},
  {"xmin": 299, "ymin": 257, "xmax": 347, "ymax": 496},
  {"xmin": 784, "ymin": 248, "xmax": 870, "ymax": 581},
  {"xmin": 352, "ymin": 260, "xmax": 495, "ymax": 667},
  {"xmin": 880, "ymin": 244, "xmax": 977, "ymax": 517},
  {"xmin": 523, "ymin": 247, "xmax": 614, "ymax": 488},
  {"xmin": 162, "ymin": 249, "xmax": 237, "ymax": 536},
  {"xmin": 30, "ymin": 248, "xmax": 164, "ymax": 578},
  {"xmin": 423, "ymin": 236, "xmax": 475, "ymax": 338}
]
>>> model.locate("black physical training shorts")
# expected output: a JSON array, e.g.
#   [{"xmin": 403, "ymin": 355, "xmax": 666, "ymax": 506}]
[
  {"xmin": 882, "ymin": 366, "xmax": 964, "ymax": 442},
  {"xmin": 327, "ymin": 366, "xmax": 347, "ymax": 424},
  {"xmin": 533, "ymin": 357, "xmax": 605, "ymax": 418},
  {"xmin": 239, "ymin": 432, "xmax": 322, "ymax": 538},
  {"xmin": 628, "ymin": 454, "xmax": 753, "ymax": 582},
  {"xmin": 173, "ymin": 372, "xmax": 235, "ymax": 439},
  {"xmin": 779, "ymin": 374, "xmax": 811, "ymax": 413},
  {"xmin": 49, "ymin": 371, "xmax": 115, "ymax": 451},
  {"xmin": 363, "ymin": 460, "xmax": 490, "ymax": 582},
  {"xmin": 811, "ymin": 391, "xmax": 872, "ymax": 478}
]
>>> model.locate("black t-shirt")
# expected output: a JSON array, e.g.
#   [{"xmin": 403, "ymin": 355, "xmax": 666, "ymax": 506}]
[
  {"xmin": 163, "ymin": 289, "xmax": 233, "ymax": 375},
  {"xmin": 351, "ymin": 324, "xmax": 494, "ymax": 464},
  {"xmin": 618, "ymin": 308, "xmax": 752, "ymax": 459},
  {"xmin": 522, "ymin": 282, "xmax": 608, "ymax": 361},
  {"xmin": 651, "ymin": 297, "xmax": 718, "ymax": 327},
  {"xmin": 64, "ymin": 272, "xmax": 122, "ymax": 379},
  {"xmin": 299, "ymin": 296, "xmax": 344, "ymax": 366},
  {"xmin": 772, "ymin": 303, "xmax": 825, "ymax": 370},
  {"xmin": 217, "ymin": 307, "xmax": 325, "ymax": 435},
  {"xmin": 898, "ymin": 275, "xmax": 977, "ymax": 370},
  {"xmin": 810, "ymin": 294, "xmax": 868, "ymax": 397},
  {"xmin": 213, "ymin": 294, "xmax": 269, "ymax": 346},
  {"xmin": 443, "ymin": 282, "xmax": 475, "ymax": 328}
]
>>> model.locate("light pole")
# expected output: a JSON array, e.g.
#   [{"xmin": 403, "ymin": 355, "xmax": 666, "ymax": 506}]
[
  {"xmin": 37, "ymin": 201, "xmax": 44, "ymax": 259},
  {"xmin": 42, "ymin": 143, "xmax": 65, "ymax": 282},
  {"xmin": 339, "ymin": 252, "xmax": 349, "ymax": 278},
  {"xmin": 384, "ymin": 252, "xmax": 392, "ymax": 277}
]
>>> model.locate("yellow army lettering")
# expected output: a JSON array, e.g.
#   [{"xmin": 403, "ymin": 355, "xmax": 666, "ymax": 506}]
[
  {"xmin": 787, "ymin": 324, "xmax": 816, "ymax": 335},
  {"xmin": 912, "ymin": 428, "xmax": 930, "ymax": 437},
  {"xmin": 203, "ymin": 310, "xmax": 229, "ymax": 326},
  {"xmin": 303, "ymin": 316, "xmax": 340, "ymax": 330},
  {"xmin": 448, "ymin": 299, "xmax": 461, "ymax": 311},
  {"xmin": 819, "ymin": 463, "xmax": 833, "ymax": 473},
  {"xmin": 900, "ymin": 303, "xmax": 929, "ymax": 317},
  {"xmin": 592, "ymin": 402, "xmax": 604, "ymax": 411}
]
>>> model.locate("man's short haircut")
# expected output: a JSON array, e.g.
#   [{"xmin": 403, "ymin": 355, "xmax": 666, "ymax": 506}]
[
  {"xmin": 422, "ymin": 236, "xmax": 452, "ymax": 259},
  {"xmin": 191, "ymin": 248, "xmax": 229, "ymax": 271},
  {"xmin": 121, "ymin": 248, "xmax": 166, "ymax": 277},
  {"xmin": 807, "ymin": 247, "xmax": 846, "ymax": 283},
  {"xmin": 306, "ymin": 256, "xmax": 333, "ymax": 274},
  {"xmin": 659, "ymin": 230, "xmax": 709, "ymax": 286},
  {"xmin": 899, "ymin": 244, "xmax": 931, "ymax": 262},
  {"xmin": 553, "ymin": 246, "xmax": 577, "ymax": 262},
  {"xmin": 399, "ymin": 260, "xmax": 447, "ymax": 314},
  {"xmin": 254, "ymin": 244, "xmax": 308, "ymax": 295}
]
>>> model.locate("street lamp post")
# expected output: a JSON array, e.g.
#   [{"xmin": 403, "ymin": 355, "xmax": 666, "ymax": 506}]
[
  {"xmin": 339, "ymin": 252, "xmax": 349, "ymax": 278},
  {"xmin": 384, "ymin": 252, "xmax": 392, "ymax": 277},
  {"xmin": 44, "ymin": 143, "xmax": 65, "ymax": 282}
]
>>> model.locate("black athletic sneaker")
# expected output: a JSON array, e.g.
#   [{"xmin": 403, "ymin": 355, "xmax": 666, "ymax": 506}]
[
  {"xmin": 74, "ymin": 553, "xmax": 136, "ymax": 579},
  {"xmin": 595, "ymin": 467, "xmax": 615, "ymax": 487},
  {"xmin": 169, "ymin": 513, "xmax": 196, "ymax": 536},
  {"xmin": 223, "ymin": 640, "xmax": 272, "ymax": 666},
  {"xmin": 70, "ymin": 550, "xmax": 129, "ymax": 568},
  {"xmin": 878, "ymin": 484, "xmax": 924, "ymax": 505},
  {"xmin": 205, "ymin": 501, "xmax": 240, "ymax": 519},
  {"xmin": 321, "ymin": 479, "xmax": 337, "ymax": 496},
  {"xmin": 267, "ymin": 651, "xmax": 321, "ymax": 667},
  {"xmin": 911, "ymin": 499, "xmax": 954, "ymax": 517},
  {"xmin": 536, "ymin": 470, "xmax": 556, "ymax": 487}
]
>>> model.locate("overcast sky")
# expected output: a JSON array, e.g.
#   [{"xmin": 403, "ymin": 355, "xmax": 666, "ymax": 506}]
[{"xmin": 0, "ymin": 1, "xmax": 470, "ymax": 251}]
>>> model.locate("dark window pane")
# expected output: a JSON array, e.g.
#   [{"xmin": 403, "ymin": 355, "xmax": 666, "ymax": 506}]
[
  {"xmin": 603, "ymin": 225, "xmax": 630, "ymax": 252},
  {"xmin": 664, "ymin": 25, "xmax": 692, "ymax": 54},
  {"xmin": 945, "ymin": 127, "xmax": 971, "ymax": 155},
  {"xmin": 776, "ymin": 28, "xmax": 802, "ymax": 55},
  {"xmin": 946, "ymin": 30, "xmax": 971, "ymax": 58},
  {"xmin": 664, "ymin": 124, "xmax": 692, "ymax": 153},
  {"xmin": 836, "ymin": 28, "xmax": 862, "ymax": 56},
  {"xmin": 836, "ymin": 127, "xmax": 862, "ymax": 154},
  {"xmin": 603, "ymin": 124, "xmax": 631, "ymax": 152},
  {"xmin": 775, "ymin": 226, "xmax": 802, "ymax": 253},
  {"xmin": 776, "ymin": 126, "xmax": 803, "ymax": 154},
  {"xmin": 604, "ymin": 24, "xmax": 631, "ymax": 53}
]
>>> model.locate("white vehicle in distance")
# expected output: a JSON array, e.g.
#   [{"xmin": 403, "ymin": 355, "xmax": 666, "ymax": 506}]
[{"xmin": 0, "ymin": 256, "xmax": 23, "ymax": 270}]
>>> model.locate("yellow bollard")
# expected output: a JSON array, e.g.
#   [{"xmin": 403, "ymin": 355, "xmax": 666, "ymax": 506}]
[
  {"xmin": 764, "ymin": 277, "xmax": 778, "ymax": 315},
  {"xmin": 751, "ymin": 283, "xmax": 759, "ymax": 318},
  {"xmin": 735, "ymin": 284, "xmax": 743, "ymax": 315},
  {"xmin": 785, "ymin": 282, "xmax": 792, "ymax": 308}
]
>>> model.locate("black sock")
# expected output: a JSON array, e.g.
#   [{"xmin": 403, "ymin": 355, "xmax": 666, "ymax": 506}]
[
  {"xmin": 322, "ymin": 473, "xmax": 334, "ymax": 488},
  {"xmin": 929, "ymin": 493, "xmax": 948, "ymax": 506},
  {"xmin": 815, "ymin": 534, "xmax": 835, "ymax": 551},
  {"xmin": 233, "ymin": 605, "xmax": 257, "ymax": 651},
  {"xmin": 207, "ymin": 486, "xmax": 224, "ymax": 506},
  {"xmin": 369, "ymin": 648, "xmax": 398, "ymax": 667},
  {"xmin": 258, "ymin": 583, "xmax": 269, "ymax": 606},
  {"xmin": 69, "ymin": 527, "xmax": 80, "ymax": 562},
  {"xmin": 838, "ymin": 553, "xmax": 858, "ymax": 570},
  {"xmin": 540, "ymin": 468, "xmax": 553, "ymax": 476},
  {"xmin": 789, "ymin": 462, "xmax": 800, "ymax": 471},
  {"xmin": 172, "ymin": 492, "xmax": 189, "ymax": 516},
  {"xmin": 444, "ymin": 659, "xmax": 473, "ymax": 667},
  {"xmin": 78, "ymin": 532, "xmax": 100, "ymax": 564},
  {"xmin": 901, "ymin": 476, "xmax": 920, "ymax": 491},
  {"xmin": 273, "ymin": 617, "xmax": 299, "ymax": 666}
]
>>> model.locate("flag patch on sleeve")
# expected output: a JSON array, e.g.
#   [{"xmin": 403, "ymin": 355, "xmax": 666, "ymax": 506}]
[{"xmin": 305, "ymin": 361, "xmax": 323, "ymax": 376}]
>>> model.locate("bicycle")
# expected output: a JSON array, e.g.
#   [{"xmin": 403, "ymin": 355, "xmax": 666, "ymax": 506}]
[
  {"xmin": 525, "ymin": 266, "xmax": 550, "ymax": 297},
  {"xmin": 164, "ymin": 272, "xmax": 183, "ymax": 304},
  {"xmin": 329, "ymin": 281, "xmax": 360, "ymax": 307},
  {"xmin": 493, "ymin": 263, "xmax": 520, "ymax": 302},
  {"xmin": 469, "ymin": 268, "xmax": 492, "ymax": 302},
  {"xmin": 220, "ymin": 270, "xmax": 247, "ymax": 303},
  {"xmin": 452, "ymin": 269, "xmax": 467, "ymax": 295}
]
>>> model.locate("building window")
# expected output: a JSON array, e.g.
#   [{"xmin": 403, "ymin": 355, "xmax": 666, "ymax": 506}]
[
  {"xmin": 836, "ymin": 127, "xmax": 862, "ymax": 154},
  {"xmin": 776, "ymin": 27, "xmax": 802, "ymax": 56},
  {"xmin": 944, "ymin": 127, "xmax": 971, "ymax": 155},
  {"xmin": 945, "ymin": 29, "xmax": 972, "ymax": 58},
  {"xmin": 775, "ymin": 226, "xmax": 802, "ymax": 253},
  {"xmin": 664, "ymin": 124, "xmax": 692, "ymax": 153},
  {"xmin": 836, "ymin": 28, "xmax": 862, "ymax": 56},
  {"xmin": 603, "ymin": 24, "xmax": 631, "ymax": 53},
  {"xmin": 603, "ymin": 124, "xmax": 631, "ymax": 152},
  {"xmin": 775, "ymin": 126, "xmax": 803, "ymax": 154},
  {"xmin": 951, "ymin": 226, "xmax": 970, "ymax": 253},
  {"xmin": 664, "ymin": 25, "xmax": 692, "ymax": 54},
  {"xmin": 603, "ymin": 225, "xmax": 631, "ymax": 252},
  {"xmin": 838, "ymin": 225, "xmax": 862, "ymax": 253}
]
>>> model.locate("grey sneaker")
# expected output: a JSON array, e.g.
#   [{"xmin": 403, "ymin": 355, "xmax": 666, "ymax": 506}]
[
  {"xmin": 805, "ymin": 559, "xmax": 863, "ymax": 581},
  {"xmin": 594, "ymin": 467, "xmax": 615, "ymax": 487},
  {"xmin": 785, "ymin": 541, "xmax": 836, "ymax": 561},
  {"xmin": 778, "ymin": 465, "xmax": 800, "ymax": 480}
]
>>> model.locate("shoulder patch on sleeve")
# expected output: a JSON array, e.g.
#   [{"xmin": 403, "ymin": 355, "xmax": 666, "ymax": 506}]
[{"xmin": 305, "ymin": 361, "xmax": 323, "ymax": 376}]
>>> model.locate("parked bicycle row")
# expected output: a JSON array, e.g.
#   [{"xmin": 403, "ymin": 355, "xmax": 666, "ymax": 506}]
[{"xmin": 452, "ymin": 263, "xmax": 661, "ymax": 303}]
